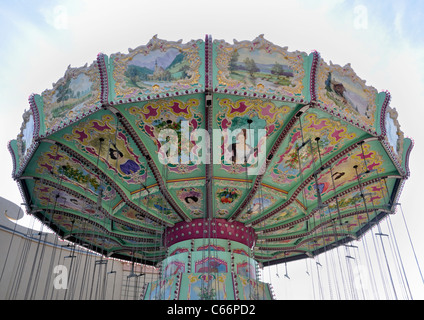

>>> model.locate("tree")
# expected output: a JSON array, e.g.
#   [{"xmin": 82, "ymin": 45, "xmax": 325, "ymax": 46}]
[
  {"xmin": 229, "ymin": 50, "xmax": 239, "ymax": 72},
  {"xmin": 244, "ymin": 57, "xmax": 259, "ymax": 76},
  {"xmin": 56, "ymin": 81, "xmax": 72, "ymax": 103},
  {"xmin": 126, "ymin": 65, "xmax": 141, "ymax": 86},
  {"xmin": 271, "ymin": 62, "xmax": 284, "ymax": 75},
  {"xmin": 179, "ymin": 64, "xmax": 190, "ymax": 79}
]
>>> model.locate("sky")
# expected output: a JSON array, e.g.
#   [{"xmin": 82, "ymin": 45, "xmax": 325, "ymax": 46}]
[{"xmin": 0, "ymin": 0, "xmax": 423, "ymax": 300}]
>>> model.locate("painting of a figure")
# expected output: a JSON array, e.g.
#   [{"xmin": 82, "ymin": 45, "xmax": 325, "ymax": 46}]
[
  {"xmin": 58, "ymin": 163, "xmax": 102, "ymax": 193},
  {"xmin": 50, "ymin": 189, "xmax": 103, "ymax": 219},
  {"xmin": 246, "ymin": 195, "xmax": 273, "ymax": 215},
  {"xmin": 325, "ymin": 71, "xmax": 371, "ymax": 119},
  {"xmin": 109, "ymin": 142, "xmax": 141, "ymax": 175},
  {"xmin": 176, "ymin": 187, "xmax": 203, "ymax": 212},
  {"xmin": 85, "ymin": 132, "xmax": 146, "ymax": 185},
  {"xmin": 141, "ymin": 193, "xmax": 176, "ymax": 219}
]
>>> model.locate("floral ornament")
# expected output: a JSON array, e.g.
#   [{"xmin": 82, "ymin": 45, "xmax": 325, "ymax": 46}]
[{"xmin": 217, "ymin": 187, "xmax": 240, "ymax": 204}]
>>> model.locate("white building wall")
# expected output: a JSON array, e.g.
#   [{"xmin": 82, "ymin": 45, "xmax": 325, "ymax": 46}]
[{"xmin": 0, "ymin": 196, "xmax": 159, "ymax": 300}]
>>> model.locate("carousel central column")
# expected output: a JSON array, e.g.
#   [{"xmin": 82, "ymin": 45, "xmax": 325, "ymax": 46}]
[{"xmin": 141, "ymin": 219, "xmax": 273, "ymax": 300}]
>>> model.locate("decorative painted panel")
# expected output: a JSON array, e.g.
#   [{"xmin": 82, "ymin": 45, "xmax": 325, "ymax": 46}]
[
  {"xmin": 212, "ymin": 95, "xmax": 295, "ymax": 177},
  {"xmin": 38, "ymin": 61, "xmax": 102, "ymax": 133},
  {"xmin": 181, "ymin": 273, "xmax": 232, "ymax": 300},
  {"xmin": 123, "ymin": 95, "xmax": 206, "ymax": 178},
  {"xmin": 61, "ymin": 112, "xmax": 149, "ymax": 188},
  {"xmin": 213, "ymin": 34, "xmax": 311, "ymax": 102},
  {"xmin": 108, "ymin": 35, "xmax": 205, "ymax": 103},
  {"xmin": 315, "ymin": 59, "xmax": 382, "ymax": 133},
  {"xmin": 235, "ymin": 275, "xmax": 272, "ymax": 300},
  {"xmin": 264, "ymin": 110, "xmax": 360, "ymax": 190}
]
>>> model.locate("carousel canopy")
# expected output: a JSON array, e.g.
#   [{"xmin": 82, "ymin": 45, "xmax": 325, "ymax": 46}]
[{"xmin": 9, "ymin": 35, "xmax": 412, "ymax": 266}]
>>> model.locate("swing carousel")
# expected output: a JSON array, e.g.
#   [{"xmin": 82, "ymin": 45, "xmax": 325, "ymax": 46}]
[{"xmin": 8, "ymin": 35, "xmax": 412, "ymax": 300}]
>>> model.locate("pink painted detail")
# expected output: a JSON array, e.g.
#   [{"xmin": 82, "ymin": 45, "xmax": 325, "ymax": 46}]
[
  {"xmin": 356, "ymin": 151, "xmax": 373, "ymax": 160},
  {"xmin": 331, "ymin": 128, "xmax": 345, "ymax": 142},
  {"xmin": 142, "ymin": 105, "xmax": 159, "ymax": 120},
  {"xmin": 334, "ymin": 156, "xmax": 349, "ymax": 167},
  {"xmin": 261, "ymin": 104, "xmax": 277, "ymax": 118},
  {"xmin": 357, "ymin": 215, "xmax": 367, "ymax": 221},
  {"xmin": 170, "ymin": 101, "xmax": 189, "ymax": 114},
  {"xmin": 190, "ymin": 118, "xmax": 198, "ymax": 130},
  {"xmin": 221, "ymin": 118, "xmax": 230, "ymax": 130},
  {"xmin": 321, "ymin": 146, "xmax": 334, "ymax": 156},
  {"xmin": 266, "ymin": 124, "xmax": 275, "ymax": 136},
  {"xmin": 195, "ymin": 256, "xmax": 228, "ymax": 273},
  {"xmin": 233, "ymin": 248, "xmax": 249, "ymax": 256},
  {"xmin": 197, "ymin": 244, "xmax": 225, "ymax": 252},
  {"xmin": 75, "ymin": 130, "xmax": 88, "ymax": 142},
  {"xmin": 169, "ymin": 248, "xmax": 189, "ymax": 256},
  {"xmin": 144, "ymin": 125, "xmax": 155, "ymax": 138},
  {"xmin": 85, "ymin": 147, "xmax": 97, "ymax": 157},
  {"xmin": 308, "ymin": 119, "xmax": 327, "ymax": 130},
  {"xmin": 367, "ymin": 162, "xmax": 379, "ymax": 171},
  {"xmin": 38, "ymin": 186, "xmax": 50, "ymax": 193},
  {"xmin": 117, "ymin": 131, "xmax": 128, "ymax": 142},
  {"xmin": 40, "ymin": 163, "xmax": 53, "ymax": 172},
  {"xmin": 290, "ymin": 131, "xmax": 302, "ymax": 144},
  {"xmin": 91, "ymin": 121, "xmax": 111, "ymax": 132},
  {"xmin": 230, "ymin": 101, "xmax": 248, "ymax": 114},
  {"xmin": 39, "ymin": 196, "xmax": 51, "ymax": 203},
  {"xmin": 369, "ymin": 196, "xmax": 381, "ymax": 203},
  {"xmin": 165, "ymin": 218, "xmax": 256, "ymax": 248},
  {"xmin": 164, "ymin": 260, "xmax": 186, "ymax": 276},
  {"xmin": 47, "ymin": 153, "xmax": 64, "ymax": 161}
]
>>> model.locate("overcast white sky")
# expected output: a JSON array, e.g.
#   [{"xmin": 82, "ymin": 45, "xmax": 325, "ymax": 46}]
[{"xmin": 0, "ymin": 0, "xmax": 423, "ymax": 300}]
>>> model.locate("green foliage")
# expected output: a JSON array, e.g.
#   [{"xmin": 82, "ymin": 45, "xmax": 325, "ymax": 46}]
[
  {"xmin": 199, "ymin": 287, "xmax": 216, "ymax": 300},
  {"xmin": 217, "ymin": 188, "xmax": 239, "ymax": 204},
  {"xmin": 59, "ymin": 164, "xmax": 100, "ymax": 191},
  {"xmin": 125, "ymin": 65, "xmax": 153, "ymax": 87},
  {"xmin": 243, "ymin": 57, "xmax": 259, "ymax": 76},
  {"xmin": 271, "ymin": 62, "xmax": 284, "ymax": 75},
  {"xmin": 56, "ymin": 81, "xmax": 72, "ymax": 103},
  {"xmin": 229, "ymin": 50, "xmax": 239, "ymax": 72},
  {"xmin": 166, "ymin": 52, "xmax": 185, "ymax": 70}
]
